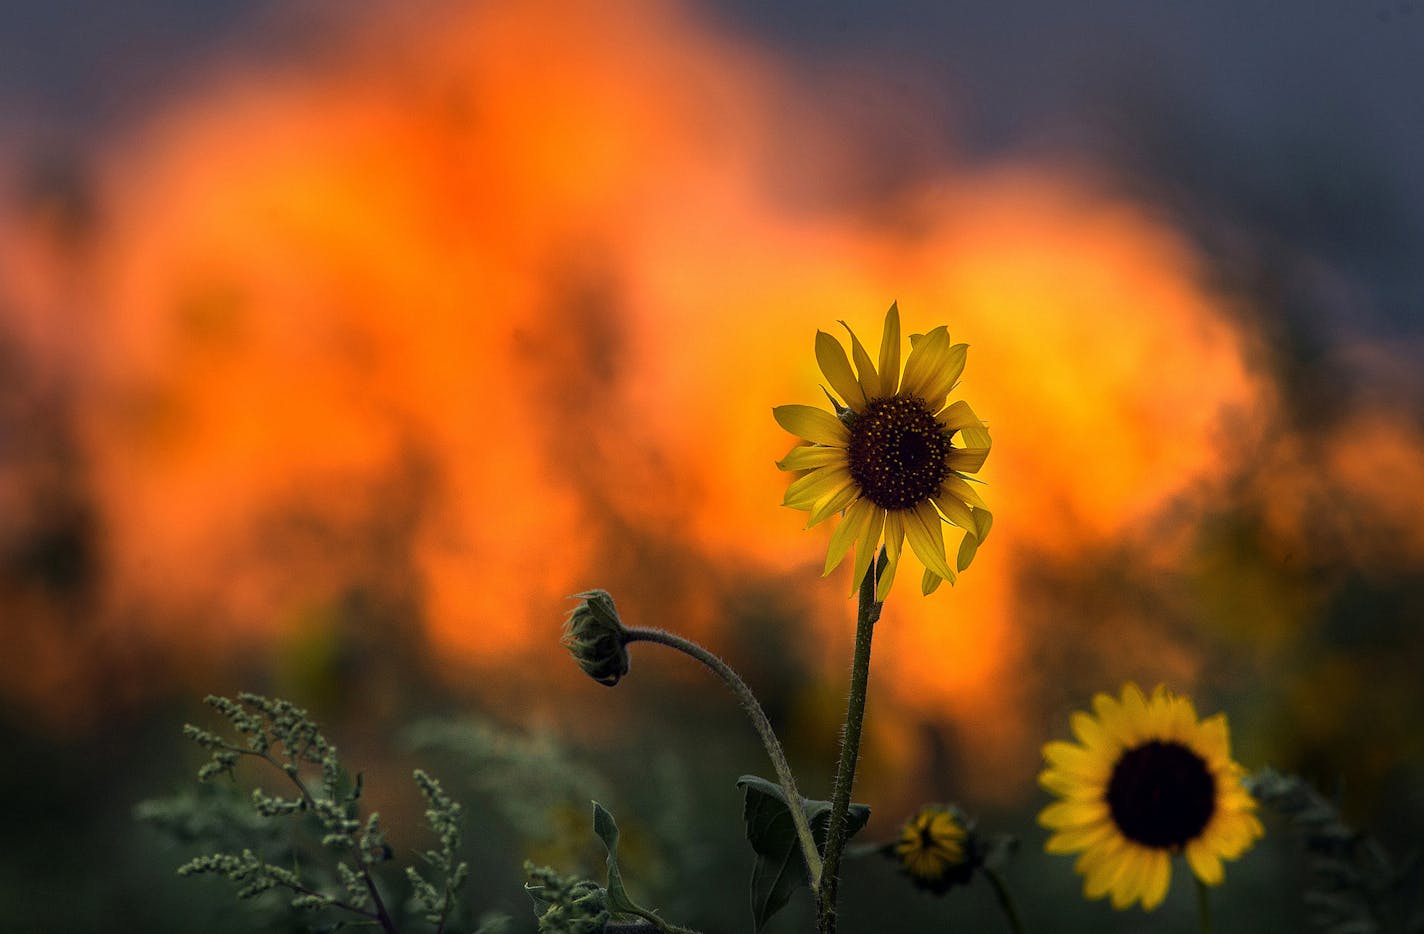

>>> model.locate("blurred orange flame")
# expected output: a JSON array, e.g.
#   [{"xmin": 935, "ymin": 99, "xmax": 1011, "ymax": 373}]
[{"xmin": 2, "ymin": 0, "xmax": 1419, "ymax": 799}]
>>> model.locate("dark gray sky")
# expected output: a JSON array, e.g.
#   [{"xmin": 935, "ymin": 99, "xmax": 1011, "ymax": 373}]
[{"xmin": 4, "ymin": 0, "xmax": 1421, "ymax": 338}]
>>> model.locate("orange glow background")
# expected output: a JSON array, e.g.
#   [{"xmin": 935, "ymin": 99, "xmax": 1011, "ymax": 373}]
[{"xmin": 3, "ymin": 0, "xmax": 1422, "ymax": 813}]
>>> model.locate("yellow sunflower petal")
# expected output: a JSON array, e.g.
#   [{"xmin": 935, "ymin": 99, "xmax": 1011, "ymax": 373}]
[
  {"xmin": 948, "ymin": 419, "xmax": 992, "ymax": 475},
  {"xmin": 1186, "ymin": 839, "xmax": 1224, "ymax": 886},
  {"xmin": 1145, "ymin": 685, "xmax": 1174, "ymax": 736},
  {"xmin": 1119, "ymin": 683, "xmax": 1150, "ymax": 743},
  {"xmin": 1214, "ymin": 783, "xmax": 1256, "ymax": 813},
  {"xmin": 915, "ymin": 342, "xmax": 968, "ymax": 413},
  {"xmin": 1209, "ymin": 808, "xmax": 1264, "ymax": 857},
  {"xmin": 1045, "ymin": 820, "xmax": 1116, "ymax": 855},
  {"xmin": 1069, "ymin": 711, "xmax": 1112, "ymax": 752},
  {"xmin": 936, "ymin": 399, "xmax": 984, "ymax": 432},
  {"xmin": 956, "ymin": 507, "xmax": 992, "ymax": 572},
  {"xmin": 904, "ymin": 500, "xmax": 956, "ymax": 584},
  {"xmin": 782, "ymin": 467, "xmax": 853, "ymax": 510},
  {"xmin": 1043, "ymin": 739, "xmax": 1111, "ymax": 778},
  {"xmin": 815, "ymin": 330, "xmax": 867, "ymax": 412},
  {"xmin": 772, "ymin": 404, "xmax": 849, "ymax": 446},
  {"xmin": 878, "ymin": 302, "xmax": 901, "ymax": 396},
  {"xmin": 1167, "ymin": 694, "xmax": 1201, "ymax": 742},
  {"xmin": 848, "ymin": 506, "xmax": 886, "ymax": 595},
  {"xmin": 937, "ymin": 474, "xmax": 988, "ymax": 510},
  {"xmin": 933, "ymin": 493, "xmax": 976, "ymax": 532},
  {"xmin": 876, "ymin": 512, "xmax": 906, "ymax": 601},
  {"xmin": 839, "ymin": 320, "xmax": 882, "ymax": 400},
  {"xmin": 875, "ymin": 549, "xmax": 900, "ymax": 601},
  {"xmin": 1109, "ymin": 848, "xmax": 1146, "ymax": 909},
  {"xmin": 806, "ymin": 481, "xmax": 862, "ymax": 528},
  {"xmin": 1197, "ymin": 713, "xmax": 1231, "ymax": 763},
  {"xmin": 948, "ymin": 442, "xmax": 991, "ymax": 475},
  {"xmin": 1139, "ymin": 849, "xmax": 1172, "ymax": 910},
  {"xmin": 1075, "ymin": 831, "xmax": 1121, "ymax": 876},
  {"xmin": 824, "ymin": 498, "xmax": 874, "ymax": 575},
  {"xmin": 898, "ymin": 325, "xmax": 951, "ymax": 401},
  {"xmin": 1039, "ymin": 799, "xmax": 1109, "ymax": 830},
  {"xmin": 1039, "ymin": 769, "xmax": 1104, "ymax": 800},
  {"xmin": 1092, "ymin": 692, "xmax": 1133, "ymax": 746},
  {"xmin": 776, "ymin": 444, "xmax": 847, "ymax": 472},
  {"xmin": 1081, "ymin": 838, "xmax": 1130, "ymax": 899}
]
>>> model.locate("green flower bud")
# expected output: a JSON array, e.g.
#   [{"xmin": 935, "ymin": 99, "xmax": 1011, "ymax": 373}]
[
  {"xmin": 890, "ymin": 804, "xmax": 974, "ymax": 894},
  {"xmin": 884, "ymin": 803, "xmax": 1016, "ymax": 895},
  {"xmin": 562, "ymin": 590, "xmax": 631, "ymax": 687}
]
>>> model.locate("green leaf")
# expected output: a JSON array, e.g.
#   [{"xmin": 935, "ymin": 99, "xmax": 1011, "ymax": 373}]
[
  {"xmin": 737, "ymin": 775, "xmax": 871, "ymax": 932},
  {"xmin": 591, "ymin": 802, "xmax": 689, "ymax": 932},
  {"xmin": 591, "ymin": 802, "xmax": 636, "ymax": 915}
]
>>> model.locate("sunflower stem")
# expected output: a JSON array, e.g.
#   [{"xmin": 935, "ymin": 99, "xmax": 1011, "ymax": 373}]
[
  {"xmin": 815, "ymin": 551, "xmax": 885, "ymax": 934},
  {"xmin": 622, "ymin": 625, "xmax": 823, "ymax": 891},
  {"xmin": 982, "ymin": 867, "xmax": 1026, "ymax": 934},
  {"xmin": 1195, "ymin": 874, "xmax": 1213, "ymax": 934}
]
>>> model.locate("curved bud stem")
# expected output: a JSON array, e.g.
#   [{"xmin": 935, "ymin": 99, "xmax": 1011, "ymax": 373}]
[{"xmin": 623, "ymin": 626, "xmax": 823, "ymax": 891}]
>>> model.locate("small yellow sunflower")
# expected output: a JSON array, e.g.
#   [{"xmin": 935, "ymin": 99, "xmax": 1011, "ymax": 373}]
[
  {"xmin": 1038, "ymin": 683, "xmax": 1264, "ymax": 911},
  {"xmin": 772, "ymin": 303, "xmax": 992, "ymax": 599},
  {"xmin": 893, "ymin": 804, "xmax": 973, "ymax": 893}
]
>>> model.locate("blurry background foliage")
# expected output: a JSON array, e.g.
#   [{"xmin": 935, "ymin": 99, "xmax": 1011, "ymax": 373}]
[{"xmin": 2, "ymin": 0, "xmax": 1423, "ymax": 931}]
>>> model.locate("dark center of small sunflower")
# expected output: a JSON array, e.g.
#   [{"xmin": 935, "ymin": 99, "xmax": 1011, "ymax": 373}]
[
  {"xmin": 1106, "ymin": 740, "xmax": 1216, "ymax": 849},
  {"xmin": 846, "ymin": 395, "xmax": 953, "ymax": 511}
]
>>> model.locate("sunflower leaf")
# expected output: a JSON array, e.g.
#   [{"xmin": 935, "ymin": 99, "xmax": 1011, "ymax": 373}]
[
  {"xmin": 737, "ymin": 775, "xmax": 870, "ymax": 932},
  {"xmin": 591, "ymin": 802, "xmax": 670, "ymax": 929}
]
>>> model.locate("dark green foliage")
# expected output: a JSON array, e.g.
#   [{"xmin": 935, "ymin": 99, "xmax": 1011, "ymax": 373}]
[
  {"xmin": 406, "ymin": 770, "xmax": 472, "ymax": 929},
  {"xmin": 143, "ymin": 692, "xmax": 470, "ymax": 933},
  {"xmin": 736, "ymin": 774, "xmax": 870, "ymax": 932},
  {"xmin": 1249, "ymin": 768, "xmax": 1424, "ymax": 934},
  {"xmin": 525, "ymin": 862, "xmax": 611, "ymax": 934},
  {"xmin": 526, "ymin": 804, "xmax": 698, "ymax": 934},
  {"xmin": 403, "ymin": 717, "xmax": 610, "ymax": 843},
  {"xmin": 592, "ymin": 802, "xmax": 695, "ymax": 933}
]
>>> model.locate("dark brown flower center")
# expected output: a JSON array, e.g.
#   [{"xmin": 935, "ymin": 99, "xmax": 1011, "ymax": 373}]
[
  {"xmin": 1107, "ymin": 740, "xmax": 1216, "ymax": 849},
  {"xmin": 846, "ymin": 395, "xmax": 953, "ymax": 511}
]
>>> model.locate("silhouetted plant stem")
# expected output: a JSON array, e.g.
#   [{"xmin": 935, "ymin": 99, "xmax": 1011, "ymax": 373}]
[
  {"xmin": 983, "ymin": 867, "xmax": 1026, "ymax": 934},
  {"xmin": 623, "ymin": 625, "xmax": 823, "ymax": 891},
  {"xmin": 816, "ymin": 552, "xmax": 884, "ymax": 934},
  {"xmin": 1196, "ymin": 875, "xmax": 1213, "ymax": 934}
]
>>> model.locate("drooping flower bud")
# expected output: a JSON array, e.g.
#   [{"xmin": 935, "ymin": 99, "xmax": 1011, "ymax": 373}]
[
  {"xmin": 891, "ymin": 804, "xmax": 974, "ymax": 894},
  {"xmin": 562, "ymin": 590, "xmax": 631, "ymax": 687}
]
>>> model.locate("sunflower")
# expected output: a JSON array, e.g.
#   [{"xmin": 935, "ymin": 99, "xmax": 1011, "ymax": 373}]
[
  {"xmin": 892, "ymin": 804, "xmax": 973, "ymax": 894},
  {"xmin": 1038, "ymin": 683, "xmax": 1264, "ymax": 911},
  {"xmin": 772, "ymin": 303, "xmax": 992, "ymax": 598}
]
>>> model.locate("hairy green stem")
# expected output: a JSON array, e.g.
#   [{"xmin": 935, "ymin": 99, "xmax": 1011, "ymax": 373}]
[
  {"xmin": 815, "ymin": 554, "xmax": 884, "ymax": 934},
  {"xmin": 983, "ymin": 867, "xmax": 1026, "ymax": 934},
  {"xmin": 623, "ymin": 626, "xmax": 823, "ymax": 891},
  {"xmin": 1195, "ymin": 874, "xmax": 1213, "ymax": 934}
]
